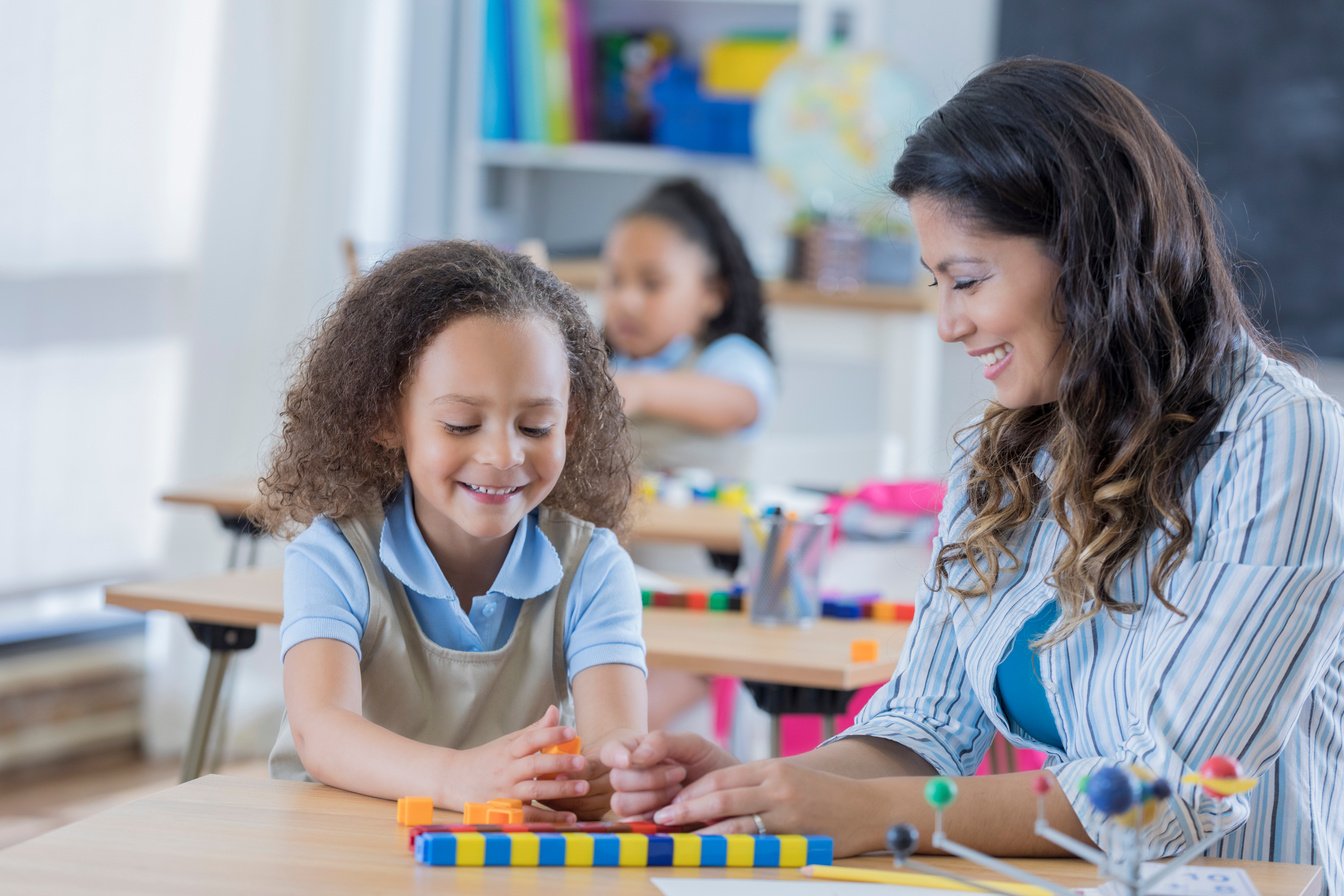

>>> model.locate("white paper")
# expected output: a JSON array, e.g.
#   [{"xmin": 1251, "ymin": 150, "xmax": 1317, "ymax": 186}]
[{"xmin": 1135, "ymin": 863, "xmax": 1260, "ymax": 896}]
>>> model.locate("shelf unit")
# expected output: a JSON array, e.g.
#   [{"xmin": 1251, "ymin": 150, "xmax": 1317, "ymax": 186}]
[{"xmin": 433, "ymin": 0, "xmax": 984, "ymax": 480}]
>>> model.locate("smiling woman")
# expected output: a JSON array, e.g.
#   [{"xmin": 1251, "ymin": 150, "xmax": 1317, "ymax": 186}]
[{"xmin": 603, "ymin": 58, "xmax": 1344, "ymax": 892}]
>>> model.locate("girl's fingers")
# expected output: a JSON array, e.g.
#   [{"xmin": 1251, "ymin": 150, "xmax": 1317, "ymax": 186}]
[
  {"xmin": 508, "ymin": 722, "xmax": 579, "ymax": 759},
  {"xmin": 513, "ymin": 775, "xmax": 590, "ymax": 804},
  {"xmin": 525, "ymin": 751, "xmax": 586, "ymax": 780},
  {"xmin": 521, "ymin": 804, "xmax": 578, "ymax": 825},
  {"xmin": 521, "ymin": 704, "xmax": 560, "ymax": 730},
  {"xmin": 611, "ymin": 783, "xmax": 682, "ymax": 820},
  {"xmin": 609, "ymin": 762, "xmax": 686, "ymax": 792}
]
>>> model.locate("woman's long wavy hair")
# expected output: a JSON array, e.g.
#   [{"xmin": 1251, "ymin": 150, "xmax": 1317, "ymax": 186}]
[
  {"xmin": 891, "ymin": 57, "xmax": 1272, "ymax": 644},
  {"xmin": 255, "ymin": 240, "xmax": 634, "ymax": 537}
]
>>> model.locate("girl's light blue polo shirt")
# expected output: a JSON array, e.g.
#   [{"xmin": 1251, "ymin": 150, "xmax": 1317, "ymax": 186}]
[
  {"xmin": 611, "ymin": 334, "xmax": 777, "ymax": 436},
  {"xmin": 279, "ymin": 482, "xmax": 647, "ymax": 681}
]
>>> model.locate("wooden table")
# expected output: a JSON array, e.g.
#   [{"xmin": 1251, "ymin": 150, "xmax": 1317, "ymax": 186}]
[
  {"xmin": 0, "ymin": 775, "xmax": 1320, "ymax": 896},
  {"xmin": 162, "ymin": 478, "xmax": 745, "ymax": 553},
  {"xmin": 106, "ymin": 568, "xmax": 902, "ymax": 777}
]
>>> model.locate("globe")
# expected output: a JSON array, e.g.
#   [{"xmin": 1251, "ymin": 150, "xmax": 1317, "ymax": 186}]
[{"xmin": 752, "ymin": 50, "xmax": 933, "ymax": 218}]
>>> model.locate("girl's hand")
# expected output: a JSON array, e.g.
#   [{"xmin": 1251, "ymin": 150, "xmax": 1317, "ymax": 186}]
[
  {"xmin": 601, "ymin": 731, "xmax": 737, "ymax": 820},
  {"xmin": 648, "ymin": 758, "xmax": 872, "ymax": 856},
  {"xmin": 544, "ymin": 728, "xmax": 641, "ymax": 820},
  {"xmin": 445, "ymin": 705, "xmax": 590, "ymax": 822}
]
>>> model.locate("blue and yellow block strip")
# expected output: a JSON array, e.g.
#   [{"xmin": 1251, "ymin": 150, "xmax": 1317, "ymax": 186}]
[{"xmin": 414, "ymin": 831, "xmax": 833, "ymax": 868}]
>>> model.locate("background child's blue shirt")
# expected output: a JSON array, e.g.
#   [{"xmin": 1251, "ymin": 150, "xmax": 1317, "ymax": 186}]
[
  {"xmin": 611, "ymin": 333, "xmax": 777, "ymax": 436},
  {"xmin": 279, "ymin": 484, "xmax": 646, "ymax": 681}
]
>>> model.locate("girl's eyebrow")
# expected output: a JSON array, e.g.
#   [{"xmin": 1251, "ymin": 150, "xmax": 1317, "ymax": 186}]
[{"xmin": 431, "ymin": 394, "xmax": 562, "ymax": 409}]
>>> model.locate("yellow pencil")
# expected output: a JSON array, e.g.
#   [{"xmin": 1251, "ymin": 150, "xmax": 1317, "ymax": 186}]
[{"xmin": 799, "ymin": 865, "xmax": 1055, "ymax": 896}]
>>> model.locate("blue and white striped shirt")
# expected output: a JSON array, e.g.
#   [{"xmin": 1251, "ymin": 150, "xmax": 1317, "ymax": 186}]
[{"xmin": 840, "ymin": 346, "xmax": 1344, "ymax": 892}]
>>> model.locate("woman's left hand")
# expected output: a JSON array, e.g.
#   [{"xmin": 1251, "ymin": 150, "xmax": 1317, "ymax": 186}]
[{"xmin": 649, "ymin": 758, "xmax": 873, "ymax": 856}]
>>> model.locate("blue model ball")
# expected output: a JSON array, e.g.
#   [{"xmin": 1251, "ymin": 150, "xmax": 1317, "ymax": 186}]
[
  {"xmin": 886, "ymin": 823, "xmax": 919, "ymax": 860},
  {"xmin": 1150, "ymin": 778, "xmax": 1173, "ymax": 800},
  {"xmin": 1085, "ymin": 767, "xmax": 1134, "ymax": 817}
]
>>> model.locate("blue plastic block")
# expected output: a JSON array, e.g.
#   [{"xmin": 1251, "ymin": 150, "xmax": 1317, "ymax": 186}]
[
  {"xmin": 415, "ymin": 832, "xmax": 451, "ymax": 865},
  {"xmin": 590, "ymin": 833, "xmax": 621, "ymax": 866},
  {"xmin": 482, "ymin": 832, "xmax": 512, "ymax": 866},
  {"xmin": 646, "ymin": 834, "xmax": 675, "ymax": 866},
  {"xmin": 752, "ymin": 835, "xmax": 781, "ymax": 867},
  {"xmin": 537, "ymin": 833, "xmax": 566, "ymax": 866},
  {"xmin": 699, "ymin": 835, "xmax": 728, "ymax": 866},
  {"xmin": 806, "ymin": 836, "xmax": 834, "ymax": 865}
]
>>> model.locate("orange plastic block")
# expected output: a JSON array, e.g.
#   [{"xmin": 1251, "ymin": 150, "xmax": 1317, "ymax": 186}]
[
  {"xmin": 870, "ymin": 602, "xmax": 897, "ymax": 622},
  {"xmin": 542, "ymin": 736, "xmax": 582, "ymax": 756},
  {"xmin": 485, "ymin": 798, "xmax": 525, "ymax": 824},
  {"xmin": 850, "ymin": 639, "xmax": 879, "ymax": 663},
  {"xmin": 397, "ymin": 796, "xmax": 434, "ymax": 826},
  {"xmin": 686, "ymin": 591, "xmax": 709, "ymax": 611},
  {"xmin": 462, "ymin": 801, "xmax": 492, "ymax": 824}
]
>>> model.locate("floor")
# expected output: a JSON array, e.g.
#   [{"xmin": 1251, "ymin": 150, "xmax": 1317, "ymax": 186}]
[{"xmin": 0, "ymin": 748, "xmax": 267, "ymax": 850}]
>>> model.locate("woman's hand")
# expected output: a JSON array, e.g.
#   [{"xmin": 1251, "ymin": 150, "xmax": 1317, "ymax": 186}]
[
  {"xmin": 601, "ymin": 730, "xmax": 737, "ymax": 819},
  {"xmin": 648, "ymin": 758, "xmax": 875, "ymax": 856},
  {"xmin": 444, "ymin": 705, "xmax": 589, "ymax": 822}
]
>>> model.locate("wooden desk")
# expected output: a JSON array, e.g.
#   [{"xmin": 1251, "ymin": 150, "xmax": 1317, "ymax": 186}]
[
  {"xmin": 107, "ymin": 569, "xmax": 902, "ymax": 775},
  {"xmin": 162, "ymin": 479, "xmax": 745, "ymax": 553},
  {"xmin": 0, "ymin": 775, "xmax": 1321, "ymax": 896}
]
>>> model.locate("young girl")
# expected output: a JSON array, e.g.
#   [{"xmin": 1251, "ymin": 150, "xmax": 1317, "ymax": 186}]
[
  {"xmin": 600, "ymin": 178, "xmax": 776, "ymax": 481},
  {"xmin": 256, "ymin": 241, "xmax": 647, "ymax": 820},
  {"xmin": 601, "ymin": 179, "xmax": 776, "ymax": 732},
  {"xmin": 603, "ymin": 58, "xmax": 1344, "ymax": 890}
]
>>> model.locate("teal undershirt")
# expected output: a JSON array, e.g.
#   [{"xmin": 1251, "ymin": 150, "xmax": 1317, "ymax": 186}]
[{"xmin": 993, "ymin": 602, "xmax": 1065, "ymax": 750}]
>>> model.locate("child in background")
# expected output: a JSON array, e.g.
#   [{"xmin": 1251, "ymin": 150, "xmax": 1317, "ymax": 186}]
[
  {"xmin": 601, "ymin": 178, "xmax": 776, "ymax": 481},
  {"xmin": 256, "ymin": 241, "xmax": 647, "ymax": 820},
  {"xmin": 600, "ymin": 178, "xmax": 776, "ymax": 734}
]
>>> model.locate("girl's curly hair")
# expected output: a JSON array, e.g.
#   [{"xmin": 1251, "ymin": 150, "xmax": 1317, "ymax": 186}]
[{"xmin": 255, "ymin": 240, "xmax": 634, "ymax": 537}]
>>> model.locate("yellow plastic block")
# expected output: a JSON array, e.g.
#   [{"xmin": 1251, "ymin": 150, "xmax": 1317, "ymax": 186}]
[
  {"xmin": 776, "ymin": 834, "xmax": 807, "ymax": 867},
  {"xmin": 671, "ymin": 833, "xmax": 702, "ymax": 867},
  {"xmin": 850, "ymin": 638, "xmax": 879, "ymax": 663},
  {"xmin": 703, "ymin": 39, "xmax": 796, "ymax": 97},
  {"xmin": 561, "ymin": 833, "xmax": 594, "ymax": 866},
  {"xmin": 455, "ymin": 831, "xmax": 486, "ymax": 866},
  {"xmin": 724, "ymin": 833, "xmax": 755, "ymax": 867},
  {"xmin": 871, "ymin": 602, "xmax": 897, "ymax": 622},
  {"xmin": 616, "ymin": 833, "xmax": 648, "ymax": 867},
  {"xmin": 510, "ymin": 832, "xmax": 540, "ymax": 866},
  {"xmin": 396, "ymin": 796, "xmax": 433, "ymax": 826}
]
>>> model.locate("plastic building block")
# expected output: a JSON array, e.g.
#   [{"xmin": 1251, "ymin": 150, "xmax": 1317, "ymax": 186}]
[
  {"xmin": 406, "ymin": 820, "xmax": 686, "ymax": 851},
  {"xmin": 397, "ymin": 796, "xmax": 434, "ymax": 826},
  {"xmin": 850, "ymin": 639, "xmax": 879, "ymax": 663},
  {"xmin": 541, "ymin": 736, "xmax": 582, "ymax": 756},
  {"xmin": 413, "ymin": 831, "xmax": 834, "ymax": 867},
  {"xmin": 486, "ymin": 798, "xmax": 525, "ymax": 825},
  {"xmin": 686, "ymin": 590, "xmax": 709, "ymax": 611}
]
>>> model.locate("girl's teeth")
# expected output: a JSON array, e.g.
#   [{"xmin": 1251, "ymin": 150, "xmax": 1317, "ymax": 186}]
[
  {"xmin": 468, "ymin": 484, "xmax": 519, "ymax": 495},
  {"xmin": 981, "ymin": 345, "xmax": 1012, "ymax": 366}
]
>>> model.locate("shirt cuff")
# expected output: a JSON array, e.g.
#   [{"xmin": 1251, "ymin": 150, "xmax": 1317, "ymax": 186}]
[
  {"xmin": 279, "ymin": 618, "xmax": 363, "ymax": 661},
  {"xmin": 828, "ymin": 716, "xmax": 974, "ymax": 777},
  {"xmin": 567, "ymin": 644, "xmax": 648, "ymax": 681}
]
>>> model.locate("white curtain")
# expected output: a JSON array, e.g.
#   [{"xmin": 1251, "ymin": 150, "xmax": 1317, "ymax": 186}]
[{"xmin": 1, "ymin": 0, "xmax": 415, "ymax": 759}]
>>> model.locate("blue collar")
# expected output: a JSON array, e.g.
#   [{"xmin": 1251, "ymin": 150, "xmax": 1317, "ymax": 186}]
[
  {"xmin": 611, "ymin": 334, "xmax": 696, "ymax": 371},
  {"xmin": 377, "ymin": 482, "xmax": 564, "ymax": 602}
]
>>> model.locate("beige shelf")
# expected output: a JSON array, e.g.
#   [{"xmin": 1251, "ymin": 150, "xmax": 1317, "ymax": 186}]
[{"xmin": 549, "ymin": 257, "xmax": 937, "ymax": 314}]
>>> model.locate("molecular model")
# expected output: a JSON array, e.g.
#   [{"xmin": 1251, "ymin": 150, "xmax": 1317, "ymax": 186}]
[{"xmin": 885, "ymin": 756, "xmax": 1258, "ymax": 896}]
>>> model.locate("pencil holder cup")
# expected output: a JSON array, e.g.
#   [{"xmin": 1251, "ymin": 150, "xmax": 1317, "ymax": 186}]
[{"xmin": 742, "ymin": 513, "xmax": 832, "ymax": 627}]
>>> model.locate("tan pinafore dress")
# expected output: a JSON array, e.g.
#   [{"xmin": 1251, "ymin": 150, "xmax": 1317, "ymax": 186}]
[{"xmin": 270, "ymin": 506, "xmax": 593, "ymax": 780}]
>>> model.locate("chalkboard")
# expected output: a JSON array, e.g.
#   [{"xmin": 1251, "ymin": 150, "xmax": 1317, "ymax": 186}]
[{"xmin": 998, "ymin": 0, "xmax": 1344, "ymax": 358}]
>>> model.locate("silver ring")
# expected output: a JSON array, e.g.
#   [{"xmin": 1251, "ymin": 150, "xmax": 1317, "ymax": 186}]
[{"xmin": 751, "ymin": 813, "xmax": 768, "ymax": 836}]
